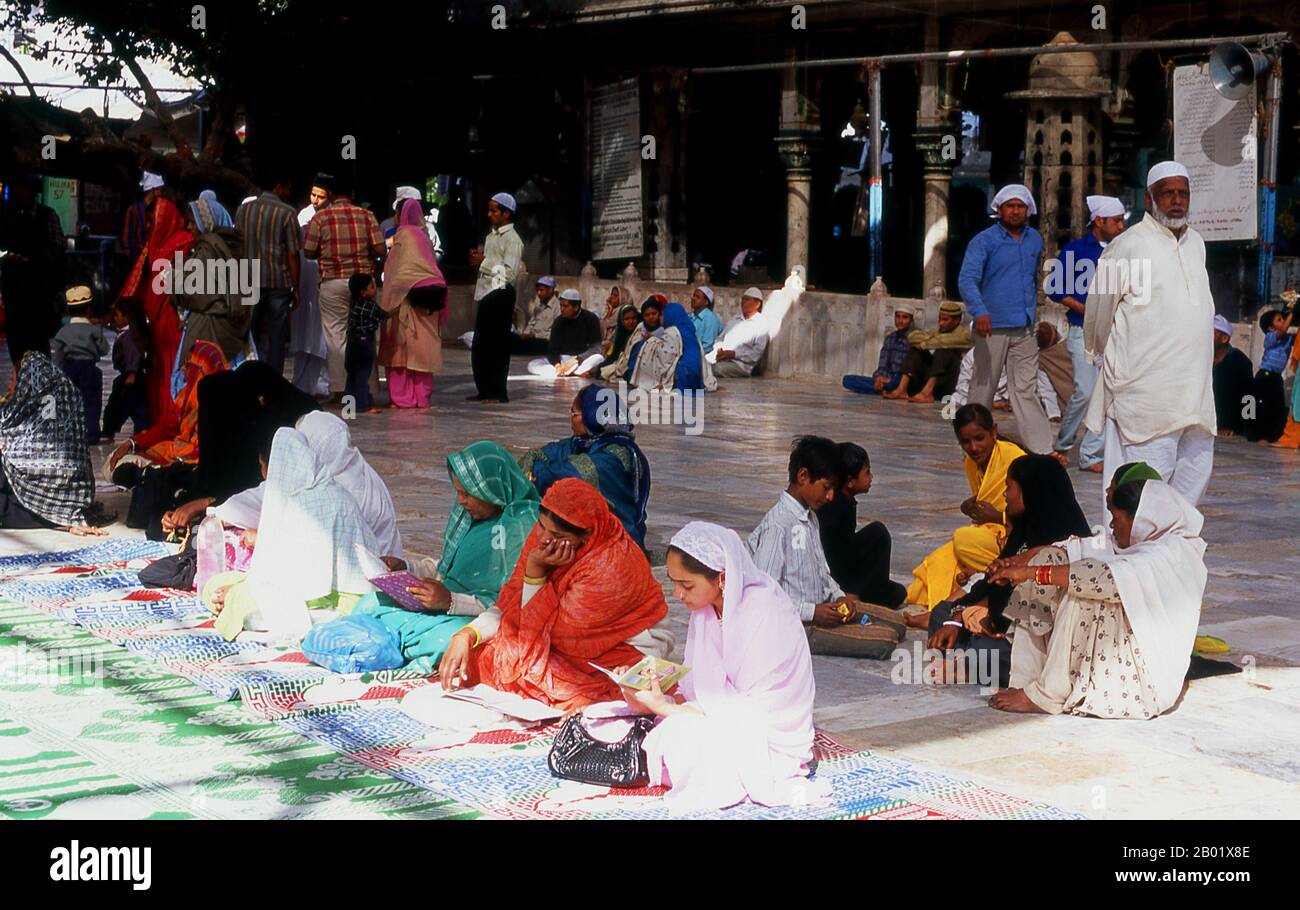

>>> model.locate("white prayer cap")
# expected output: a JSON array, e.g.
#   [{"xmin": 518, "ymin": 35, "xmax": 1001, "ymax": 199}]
[
  {"xmin": 742, "ymin": 286, "xmax": 763, "ymax": 300},
  {"xmin": 990, "ymin": 184, "xmax": 1037, "ymax": 215},
  {"xmin": 490, "ymin": 192, "xmax": 516, "ymax": 212},
  {"xmin": 696, "ymin": 286, "xmax": 714, "ymax": 304},
  {"xmin": 1086, "ymin": 195, "xmax": 1125, "ymax": 220},
  {"xmin": 1213, "ymin": 314, "xmax": 1233, "ymax": 336},
  {"xmin": 1146, "ymin": 160, "xmax": 1190, "ymax": 188},
  {"xmin": 893, "ymin": 303, "xmax": 916, "ymax": 317},
  {"xmin": 139, "ymin": 171, "xmax": 164, "ymax": 192},
  {"xmin": 535, "ymin": 275, "xmax": 557, "ymax": 288},
  {"xmin": 393, "ymin": 185, "xmax": 421, "ymax": 209},
  {"xmin": 558, "ymin": 288, "xmax": 582, "ymax": 301}
]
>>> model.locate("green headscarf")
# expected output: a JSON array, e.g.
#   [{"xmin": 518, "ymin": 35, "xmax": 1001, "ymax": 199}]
[
  {"xmin": 1115, "ymin": 462, "xmax": 1163, "ymax": 489},
  {"xmin": 437, "ymin": 441, "xmax": 540, "ymax": 608}
]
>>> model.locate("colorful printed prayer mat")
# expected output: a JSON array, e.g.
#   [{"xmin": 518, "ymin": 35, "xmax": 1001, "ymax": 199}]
[
  {"xmin": 0, "ymin": 600, "xmax": 474, "ymax": 820},
  {"xmin": 0, "ymin": 542, "xmax": 1087, "ymax": 820}
]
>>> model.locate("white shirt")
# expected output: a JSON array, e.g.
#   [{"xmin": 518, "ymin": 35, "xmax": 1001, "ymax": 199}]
[
  {"xmin": 748, "ymin": 491, "xmax": 844, "ymax": 623},
  {"xmin": 474, "ymin": 223, "xmax": 525, "ymax": 301},
  {"xmin": 1083, "ymin": 213, "xmax": 1216, "ymax": 445},
  {"xmin": 710, "ymin": 311, "xmax": 771, "ymax": 373}
]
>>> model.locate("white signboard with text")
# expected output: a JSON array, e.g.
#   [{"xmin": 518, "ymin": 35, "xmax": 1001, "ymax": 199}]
[
  {"xmin": 1172, "ymin": 63, "xmax": 1257, "ymax": 242},
  {"xmin": 590, "ymin": 79, "xmax": 644, "ymax": 260}
]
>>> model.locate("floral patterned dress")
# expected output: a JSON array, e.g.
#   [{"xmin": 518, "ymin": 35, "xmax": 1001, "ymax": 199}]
[{"xmin": 1007, "ymin": 548, "xmax": 1163, "ymax": 719}]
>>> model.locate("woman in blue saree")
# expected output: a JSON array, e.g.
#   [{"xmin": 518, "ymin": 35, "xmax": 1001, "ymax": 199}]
[{"xmin": 520, "ymin": 384, "xmax": 651, "ymax": 548}]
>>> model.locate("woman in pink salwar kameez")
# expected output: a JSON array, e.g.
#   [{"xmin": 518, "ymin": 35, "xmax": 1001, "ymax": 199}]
[
  {"xmin": 609, "ymin": 521, "xmax": 828, "ymax": 813},
  {"xmin": 379, "ymin": 198, "xmax": 447, "ymax": 408}
]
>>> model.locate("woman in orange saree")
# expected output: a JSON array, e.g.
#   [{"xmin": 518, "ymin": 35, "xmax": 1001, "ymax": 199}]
[
  {"xmin": 119, "ymin": 197, "xmax": 193, "ymax": 426},
  {"xmin": 440, "ymin": 477, "xmax": 668, "ymax": 712}
]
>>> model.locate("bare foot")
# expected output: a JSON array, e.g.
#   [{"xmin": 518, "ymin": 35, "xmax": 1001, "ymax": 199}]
[
  {"xmin": 1081, "ymin": 463, "xmax": 1103, "ymax": 473},
  {"xmin": 992, "ymin": 400, "xmax": 1011, "ymax": 411},
  {"xmin": 903, "ymin": 609, "xmax": 930, "ymax": 629},
  {"xmin": 908, "ymin": 392, "xmax": 936, "ymax": 403},
  {"xmin": 882, "ymin": 387, "xmax": 908, "ymax": 400},
  {"xmin": 1049, "ymin": 450, "xmax": 1069, "ymax": 467},
  {"xmin": 988, "ymin": 688, "xmax": 1047, "ymax": 713}
]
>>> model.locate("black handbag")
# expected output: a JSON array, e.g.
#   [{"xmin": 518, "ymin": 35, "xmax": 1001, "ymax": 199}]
[
  {"xmin": 548, "ymin": 713, "xmax": 656, "ymax": 789},
  {"xmin": 136, "ymin": 525, "xmax": 198, "ymax": 590}
]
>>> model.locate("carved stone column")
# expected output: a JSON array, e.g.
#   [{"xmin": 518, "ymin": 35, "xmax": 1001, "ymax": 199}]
[{"xmin": 775, "ymin": 133, "xmax": 816, "ymax": 280}]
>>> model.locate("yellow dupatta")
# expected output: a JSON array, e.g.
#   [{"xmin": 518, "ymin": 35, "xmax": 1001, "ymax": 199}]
[{"xmin": 906, "ymin": 437, "xmax": 1027, "ymax": 610}]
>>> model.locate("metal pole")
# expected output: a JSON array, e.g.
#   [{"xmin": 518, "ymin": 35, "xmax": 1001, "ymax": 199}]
[
  {"xmin": 868, "ymin": 63, "xmax": 883, "ymax": 285},
  {"xmin": 691, "ymin": 33, "xmax": 1290, "ymax": 75},
  {"xmin": 1257, "ymin": 56, "xmax": 1283, "ymax": 310}
]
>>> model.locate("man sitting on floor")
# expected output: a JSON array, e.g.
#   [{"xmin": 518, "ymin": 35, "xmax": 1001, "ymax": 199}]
[
  {"xmin": 842, "ymin": 305, "xmax": 914, "ymax": 396},
  {"xmin": 748, "ymin": 435, "xmax": 861, "ymax": 627},
  {"xmin": 706, "ymin": 287, "xmax": 770, "ymax": 377},
  {"xmin": 816, "ymin": 442, "xmax": 907, "ymax": 607},
  {"xmin": 891, "ymin": 301, "xmax": 973, "ymax": 402},
  {"xmin": 527, "ymin": 288, "xmax": 603, "ymax": 378}
]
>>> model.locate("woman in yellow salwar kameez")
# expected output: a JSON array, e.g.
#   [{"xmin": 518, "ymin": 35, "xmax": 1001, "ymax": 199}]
[{"xmin": 906, "ymin": 404, "xmax": 1026, "ymax": 616}]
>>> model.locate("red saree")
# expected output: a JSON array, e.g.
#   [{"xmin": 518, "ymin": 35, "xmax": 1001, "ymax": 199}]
[
  {"xmin": 471, "ymin": 478, "xmax": 667, "ymax": 711},
  {"xmin": 120, "ymin": 199, "xmax": 193, "ymax": 426}
]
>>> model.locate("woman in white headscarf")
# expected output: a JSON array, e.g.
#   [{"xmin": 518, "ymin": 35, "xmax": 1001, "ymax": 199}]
[
  {"xmin": 984, "ymin": 463, "xmax": 1206, "ymax": 718},
  {"xmin": 597, "ymin": 521, "xmax": 827, "ymax": 813},
  {"xmin": 207, "ymin": 410, "xmax": 402, "ymax": 558},
  {"xmin": 204, "ymin": 427, "xmax": 387, "ymax": 642}
]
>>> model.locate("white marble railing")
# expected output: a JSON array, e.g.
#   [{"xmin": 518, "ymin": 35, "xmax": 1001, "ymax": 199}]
[{"xmin": 440, "ymin": 265, "xmax": 1272, "ymax": 377}]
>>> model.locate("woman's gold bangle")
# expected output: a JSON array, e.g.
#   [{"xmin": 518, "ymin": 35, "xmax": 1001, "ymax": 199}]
[
  {"xmin": 458, "ymin": 626, "xmax": 481, "ymax": 648},
  {"xmin": 523, "ymin": 574, "xmax": 548, "ymax": 586}
]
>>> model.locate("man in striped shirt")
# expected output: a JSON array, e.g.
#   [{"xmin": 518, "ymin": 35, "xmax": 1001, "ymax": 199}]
[
  {"xmin": 303, "ymin": 177, "xmax": 385, "ymax": 398},
  {"xmin": 236, "ymin": 169, "xmax": 300, "ymax": 376}
]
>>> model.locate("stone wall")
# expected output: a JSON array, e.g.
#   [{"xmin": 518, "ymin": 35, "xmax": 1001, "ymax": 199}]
[{"xmin": 440, "ymin": 267, "xmax": 1275, "ymax": 376}]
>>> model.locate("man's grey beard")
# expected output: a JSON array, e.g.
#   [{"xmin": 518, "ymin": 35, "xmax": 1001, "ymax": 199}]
[{"xmin": 1151, "ymin": 207, "xmax": 1188, "ymax": 230}]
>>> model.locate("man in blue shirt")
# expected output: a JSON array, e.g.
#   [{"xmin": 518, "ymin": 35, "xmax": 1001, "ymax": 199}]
[
  {"xmin": 957, "ymin": 184, "xmax": 1052, "ymax": 453},
  {"xmin": 1046, "ymin": 195, "xmax": 1127, "ymax": 472},
  {"xmin": 689, "ymin": 286, "xmax": 723, "ymax": 354}
]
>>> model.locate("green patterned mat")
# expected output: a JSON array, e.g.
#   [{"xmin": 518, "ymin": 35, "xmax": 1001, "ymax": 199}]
[{"xmin": 0, "ymin": 600, "xmax": 476, "ymax": 820}]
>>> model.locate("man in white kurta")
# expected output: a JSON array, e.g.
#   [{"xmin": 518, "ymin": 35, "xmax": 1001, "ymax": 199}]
[
  {"xmin": 1083, "ymin": 161, "xmax": 1216, "ymax": 509},
  {"xmin": 707, "ymin": 288, "xmax": 770, "ymax": 377}
]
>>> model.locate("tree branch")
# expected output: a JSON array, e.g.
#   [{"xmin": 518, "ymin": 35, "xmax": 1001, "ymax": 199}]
[
  {"xmin": 120, "ymin": 50, "xmax": 193, "ymax": 159},
  {"xmin": 0, "ymin": 44, "xmax": 38, "ymax": 98}
]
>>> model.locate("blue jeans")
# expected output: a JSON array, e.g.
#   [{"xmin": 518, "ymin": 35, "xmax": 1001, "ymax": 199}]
[
  {"xmin": 345, "ymin": 330, "xmax": 376, "ymax": 412},
  {"xmin": 252, "ymin": 287, "xmax": 293, "ymax": 377},
  {"xmin": 1054, "ymin": 324, "xmax": 1103, "ymax": 467}
]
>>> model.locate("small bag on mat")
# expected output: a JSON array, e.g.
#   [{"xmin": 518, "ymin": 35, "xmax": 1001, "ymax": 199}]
[
  {"xmin": 548, "ymin": 713, "xmax": 656, "ymax": 789},
  {"xmin": 301, "ymin": 614, "xmax": 405, "ymax": 674},
  {"xmin": 137, "ymin": 528, "xmax": 198, "ymax": 590},
  {"xmin": 805, "ymin": 620, "xmax": 902, "ymax": 660}
]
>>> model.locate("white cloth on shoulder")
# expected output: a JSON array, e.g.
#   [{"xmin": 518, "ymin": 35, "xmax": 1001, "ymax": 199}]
[{"xmin": 1062, "ymin": 481, "xmax": 1206, "ymax": 712}]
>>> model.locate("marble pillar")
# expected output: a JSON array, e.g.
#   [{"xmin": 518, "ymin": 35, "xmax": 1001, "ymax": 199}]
[{"xmin": 776, "ymin": 134, "xmax": 815, "ymax": 278}]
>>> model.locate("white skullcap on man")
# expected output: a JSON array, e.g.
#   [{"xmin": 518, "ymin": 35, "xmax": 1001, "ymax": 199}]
[
  {"xmin": 1213, "ymin": 314, "xmax": 1233, "ymax": 337},
  {"xmin": 742, "ymin": 286, "xmax": 763, "ymax": 300},
  {"xmin": 1086, "ymin": 195, "xmax": 1125, "ymax": 221},
  {"xmin": 536, "ymin": 275, "xmax": 557, "ymax": 288},
  {"xmin": 393, "ymin": 185, "xmax": 421, "ymax": 209},
  {"xmin": 696, "ymin": 286, "xmax": 714, "ymax": 304},
  {"xmin": 139, "ymin": 171, "xmax": 164, "ymax": 192},
  {"xmin": 558, "ymin": 288, "xmax": 582, "ymax": 301},
  {"xmin": 1146, "ymin": 161, "xmax": 1190, "ymax": 188},
  {"xmin": 990, "ymin": 184, "xmax": 1037, "ymax": 215},
  {"xmin": 490, "ymin": 192, "xmax": 516, "ymax": 212}
]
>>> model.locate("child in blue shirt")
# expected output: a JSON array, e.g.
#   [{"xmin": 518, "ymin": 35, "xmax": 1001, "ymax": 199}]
[
  {"xmin": 1248, "ymin": 307, "xmax": 1295, "ymax": 442},
  {"xmin": 51, "ymin": 285, "xmax": 110, "ymax": 443}
]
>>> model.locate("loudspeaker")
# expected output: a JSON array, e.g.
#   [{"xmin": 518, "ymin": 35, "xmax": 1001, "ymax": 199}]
[{"xmin": 1209, "ymin": 42, "xmax": 1270, "ymax": 101}]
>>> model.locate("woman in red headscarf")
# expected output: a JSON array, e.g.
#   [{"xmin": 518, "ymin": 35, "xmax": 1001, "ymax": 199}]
[
  {"xmin": 119, "ymin": 197, "xmax": 194, "ymax": 425},
  {"xmin": 438, "ymin": 477, "xmax": 669, "ymax": 711}
]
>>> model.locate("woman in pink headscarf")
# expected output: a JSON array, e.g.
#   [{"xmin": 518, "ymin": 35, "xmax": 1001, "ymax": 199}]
[
  {"xmin": 378, "ymin": 198, "xmax": 447, "ymax": 408},
  {"xmin": 607, "ymin": 521, "xmax": 828, "ymax": 813}
]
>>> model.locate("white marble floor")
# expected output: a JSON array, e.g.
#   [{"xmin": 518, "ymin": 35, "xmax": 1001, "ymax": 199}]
[{"xmin": 5, "ymin": 345, "xmax": 1299, "ymax": 818}]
